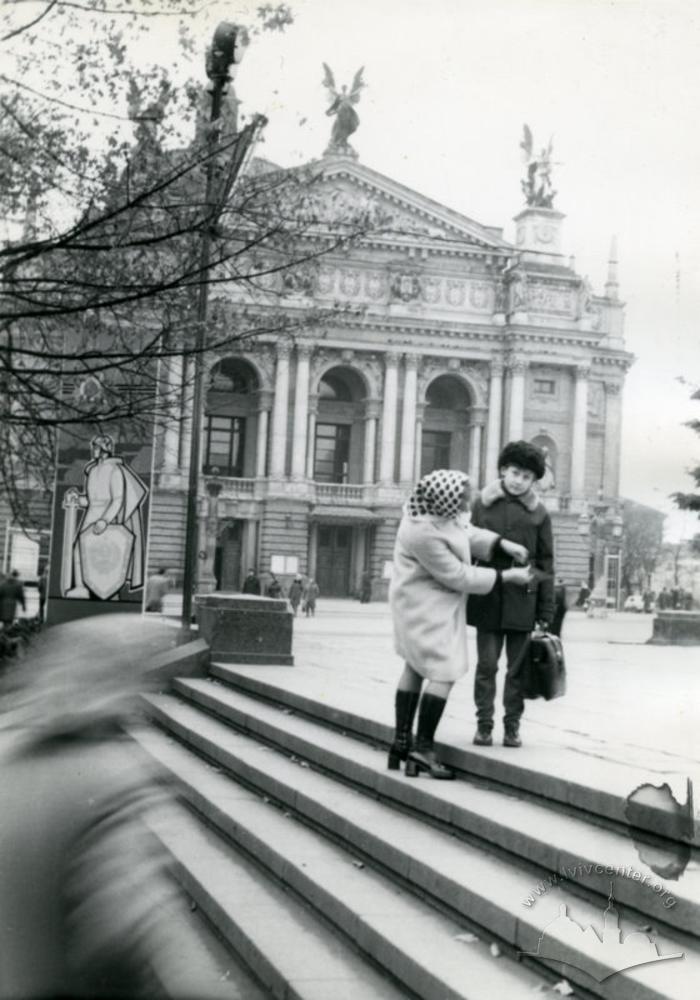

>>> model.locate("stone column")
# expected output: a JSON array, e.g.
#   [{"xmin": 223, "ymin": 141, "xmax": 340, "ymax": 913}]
[
  {"xmin": 603, "ymin": 379, "xmax": 623, "ymax": 497},
  {"xmin": 269, "ymin": 343, "xmax": 291, "ymax": 479},
  {"xmin": 379, "ymin": 352, "xmax": 400, "ymax": 483},
  {"xmin": 307, "ymin": 521, "xmax": 318, "ymax": 578},
  {"xmin": 468, "ymin": 406, "xmax": 487, "ymax": 488},
  {"xmin": 570, "ymin": 364, "xmax": 590, "ymax": 496},
  {"xmin": 291, "ymin": 345, "xmax": 312, "ymax": 479},
  {"xmin": 506, "ymin": 356, "xmax": 527, "ymax": 441},
  {"xmin": 362, "ymin": 398, "xmax": 380, "ymax": 484},
  {"xmin": 485, "ymin": 360, "xmax": 504, "ymax": 478},
  {"xmin": 399, "ymin": 354, "xmax": 420, "ymax": 484},
  {"xmin": 255, "ymin": 389, "xmax": 273, "ymax": 479},
  {"xmin": 306, "ymin": 394, "xmax": 319, "ymax": 480},
  {"xmin": 162, "ymin": 354, "xmax": 183, "ymax": 473},
  {"xmin": 414, "ymin": 403, "xmax": 425, "ymax": 481}
]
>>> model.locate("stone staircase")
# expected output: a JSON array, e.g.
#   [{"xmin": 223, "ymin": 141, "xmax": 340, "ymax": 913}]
[{"xmin": 135, "ymin": 662, "xmax": 698, "ymax": 1000}]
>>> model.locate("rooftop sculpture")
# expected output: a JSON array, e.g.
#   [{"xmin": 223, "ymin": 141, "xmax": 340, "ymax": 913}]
[
  {"xmin": 322, "ymin": 64, "xmax": 365, "ymax": 155},
  {"xmin": 520, "ymin": 124, "xmax": 557, "ymax": 208}
]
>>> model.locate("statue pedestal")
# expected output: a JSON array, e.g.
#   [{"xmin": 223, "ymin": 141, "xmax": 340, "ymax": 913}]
[
  {"xmin": 195, "ymin": 594, "xmax": 294, "ymax": 665},
  {"xmin": 648, "ymin": 611, "xmax": 700, "ymax": 646},
  {"xmin": 513, "ymin": 207, "xmax": 566, "ymax": 266}
]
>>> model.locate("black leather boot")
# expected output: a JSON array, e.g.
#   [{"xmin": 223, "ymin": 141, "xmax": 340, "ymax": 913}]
[
  {"xmin": 387, "ymin": 689, "xmax": 420, "ymax": 769},
  {"xmin": 405, "ymin": 693, "xmax": 454, "ymax": 779}
]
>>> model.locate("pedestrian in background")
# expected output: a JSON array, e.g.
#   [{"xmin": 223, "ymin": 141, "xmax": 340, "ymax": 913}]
[
  {"xmin": 288, "ymin": 575, "xmax": 303, "ymax": 615},
  {"xmin": 551, "ymin": 576, "xmax": 568, "ymax": 636},
  {"xmin": 266, "ymin": 573, "xmax": 283, "ymax": 599},
  {"xmin": 37, "ymin": 563, "xmax": 48, "ymax": 621},
  {"xmin": 0, "ymin": 615, "xmax": 193, "ymax": 999},
  {"xmin": 360, "ymin": 571, "xmax": 372, "ymax": 603},
  {"xmin": 242, "ymin": 568, "xmax": 261, "ymax": 595},
  {"xmin": 0, "ymin": 569, "xmax": 25, "ymax": 628},
  {"xmin": 145, "ymin": 567, "xmax": 170, "ymax": 613},
  {"xmin": 389, "ymin": 469, "xmax": 532, "ymax": 779},
  {"xmin": 467, "ymin": 441, "xmax": 555, "ymax": 749},
  {"xmin": 303, "ymin": 579, "xmax": 320, "ymax": 616}
]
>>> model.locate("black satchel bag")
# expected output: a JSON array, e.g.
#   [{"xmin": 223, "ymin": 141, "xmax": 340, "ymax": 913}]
[{"xmin": 520, "ymin": 630, "xmax": 566, "ymax": 701}]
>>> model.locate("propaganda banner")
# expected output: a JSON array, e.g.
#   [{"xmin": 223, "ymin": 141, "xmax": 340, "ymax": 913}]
[{"xmin": 47, "ymin": 425, "xmax": 154, "ymax": 625}]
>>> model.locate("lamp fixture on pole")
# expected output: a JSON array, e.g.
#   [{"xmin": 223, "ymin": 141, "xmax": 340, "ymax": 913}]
[{"xmin": 180, "ymin": 23, "xmax": 250, "ymax": 628}]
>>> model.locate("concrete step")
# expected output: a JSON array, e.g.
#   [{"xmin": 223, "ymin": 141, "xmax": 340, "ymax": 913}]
[
  {"xmin": 209, "ymin": 662, "xmax": 693, "ymax": 846},
  {"xmin": 142, "ymin": 692, "xmax": 696, "ymax": 1000},
  {"xmin": 167, "ymin": 676, "xmax": 700, "ymax": 941},
  {"xmin": 136, "ymin": 718, "xmax": 553, "ymax": 1000},
  {"xmin": 143, "ymin": 767, "xmax": 411, "ymax": 1000}
]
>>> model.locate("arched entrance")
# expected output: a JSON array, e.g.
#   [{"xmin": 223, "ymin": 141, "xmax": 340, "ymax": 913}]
[
  {"xmin": 204, "ymin": 357, "xmax": 259, "ymax": 477},
  {"xmin": 420, "ymin": 375, "xmax": 472, "ymax": 476}
]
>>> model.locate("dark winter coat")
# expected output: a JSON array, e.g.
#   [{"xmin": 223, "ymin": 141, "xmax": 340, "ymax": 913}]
[
  {"xmin": 467, "ymin": 480, "xmax": 554, "ymax": 632},
  {"xmin": 242, "ymin": 574, "xmax": 261, "ymax": 595}
]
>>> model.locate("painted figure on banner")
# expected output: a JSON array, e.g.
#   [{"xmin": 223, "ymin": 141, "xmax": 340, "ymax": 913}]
[{"xmin": 61, "ymin": 434, "xmax": 148, "ymax": 600}]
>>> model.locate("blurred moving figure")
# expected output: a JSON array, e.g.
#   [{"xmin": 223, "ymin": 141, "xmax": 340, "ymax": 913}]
[
  {"xmin": 0, "ymin": 615, "xmax": 188, "ymax": 999},
  {"xmin": 0, "ymin": 569, "xmax": 25, "ymax": 627},
  {"xmin": 145, "ymin": 567, "xmax": 171, "ymax": 613}
]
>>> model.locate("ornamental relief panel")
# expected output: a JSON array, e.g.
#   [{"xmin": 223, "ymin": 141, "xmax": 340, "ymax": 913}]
[
  {"xmin": 587, "ymin": 382, "xmax": 605, "ymax": 420},
  {"xmin": 339, "ymin": 269, "xmax": 362, "ymax": 297},
  {"xmin": 527, "ymin": 282, "xmax": 576, "ymax": 315},
  {"xmin": 317, "ymin": 266, "xmax": 336, "ymax": 295}
]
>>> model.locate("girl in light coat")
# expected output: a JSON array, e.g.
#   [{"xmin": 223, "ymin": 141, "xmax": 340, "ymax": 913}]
[{"xmin": 389, "ymin": 469, "xmax": 531, "ymax": 779}]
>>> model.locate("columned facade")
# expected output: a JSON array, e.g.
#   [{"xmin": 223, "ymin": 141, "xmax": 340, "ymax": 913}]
[{"xmin": 142, "ymin": 153, "xmax": 631, "ymax": 601}]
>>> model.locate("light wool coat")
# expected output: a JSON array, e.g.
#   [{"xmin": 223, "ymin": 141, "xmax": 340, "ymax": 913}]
[{"xmin": 390, "ymin": 513, "xmax": 499, "ymax": 682}]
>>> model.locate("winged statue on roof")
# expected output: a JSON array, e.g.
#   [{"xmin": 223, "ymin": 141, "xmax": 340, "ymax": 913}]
[
  {"xmin": 322, "ymin": 64, "xmax": 365, "ymax": 154},
  {"xmin": 520, "ymin": 124, "xmax": 557, "ymax": 208}
]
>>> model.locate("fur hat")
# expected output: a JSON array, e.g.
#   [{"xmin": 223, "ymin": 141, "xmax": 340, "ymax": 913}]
[{"xmin": 497, "ymin": 440, "xmax": 546, "ymax": 480}]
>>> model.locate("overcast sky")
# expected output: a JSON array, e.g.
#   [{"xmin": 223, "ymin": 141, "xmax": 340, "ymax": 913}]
[
  {"xmin": 223, "ymin": 0, "xmax": 699, "ymax": 541},
  {"xmin": 6, "ymin": 0, "xmax": 700, "ymax": 540}
]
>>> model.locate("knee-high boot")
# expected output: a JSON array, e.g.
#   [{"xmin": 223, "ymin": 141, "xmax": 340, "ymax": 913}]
[
  {"xmin": 405, "ymin": 693, "xmax": 454, "ymax": 780},
  {"xmin": 387, "ymin": 689, "xmax": 420, "ymax": 770}
]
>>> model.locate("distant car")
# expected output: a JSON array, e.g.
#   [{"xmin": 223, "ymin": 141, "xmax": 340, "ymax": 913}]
[{"xmin": 624, "ymin": 593, "xmax": 645, "ymax": 612}]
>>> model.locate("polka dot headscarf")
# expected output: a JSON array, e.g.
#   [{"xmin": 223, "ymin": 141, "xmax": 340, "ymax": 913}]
[{"xmin": 407, "ymin": 469, "xmax": 470, "ymax": 519}]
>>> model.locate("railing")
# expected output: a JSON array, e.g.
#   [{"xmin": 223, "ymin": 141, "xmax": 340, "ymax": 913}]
[
  {"xmin": 209, "ymin": 476, "xmax": 256, "ymax": 497},
  {"xmin": 314, "ymin": 482, "xmax": 366, "ymax": 504}
]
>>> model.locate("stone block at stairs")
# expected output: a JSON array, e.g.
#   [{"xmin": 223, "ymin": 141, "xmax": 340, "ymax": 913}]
[{"xmin": 195, "ymin": 594, "xmax": 293, "ymax": 665}]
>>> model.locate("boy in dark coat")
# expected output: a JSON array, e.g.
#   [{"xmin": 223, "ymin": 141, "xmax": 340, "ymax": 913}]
[{"xmin": 467, "ymin": 441, "xmax": 555, "ymax": 748}]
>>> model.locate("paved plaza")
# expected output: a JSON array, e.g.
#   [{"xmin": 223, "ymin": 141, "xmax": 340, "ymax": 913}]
[{"xmin": 285, "ymin": 602, "xmax": 700, "ymax": 803}]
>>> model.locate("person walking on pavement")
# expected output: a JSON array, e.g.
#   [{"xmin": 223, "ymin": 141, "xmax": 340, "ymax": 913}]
[
  {"xmin": 389, "ymin": 469, "xmax": 532, "ymax": 779},
  {"xmin": 266, "ymin": 574, "xmax": 283, "ymax": 599},
  {"xmin": 242, "ymin": 568, "xmax": 261, "ymax": 595},
  {"xmin": 467, "ymin": 441, "xmax": 555, "ymax": 749},
  {"xmin": 0, "ymin": 570, "xmax": 26, "ymax": 628},
  {"xmin": 37, "ymin": 563, "xmax": 48, "ymax": 622},
  {"xmin": 303, "ymin": 579, "xmax": 320, "ymax": 616},
  {"xmin": 288, "ymin": 575, "xmax": 304, "ymax": 616}
]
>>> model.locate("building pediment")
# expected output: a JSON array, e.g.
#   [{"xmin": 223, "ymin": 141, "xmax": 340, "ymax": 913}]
[{"xmin": 310, "ymin": 156, "xmax": 512, "ymax": 256}]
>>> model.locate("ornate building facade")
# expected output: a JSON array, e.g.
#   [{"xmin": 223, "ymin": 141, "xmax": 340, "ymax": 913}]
[{"xmin": 147, "ymin": 152, "xmax": 632, "ymax": 600}]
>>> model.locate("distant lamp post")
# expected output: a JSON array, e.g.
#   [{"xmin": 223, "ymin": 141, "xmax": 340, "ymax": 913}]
[{"xmin": 180, "ymin": 23, "xmax": 253, "ymax": 628}]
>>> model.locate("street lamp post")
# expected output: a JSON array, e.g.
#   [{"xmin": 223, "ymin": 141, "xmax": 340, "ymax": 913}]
[
  {"xmin": 181, "ymin": 23, "xmax": 249, "ymax": 629},
  {"xmin": 578, "ymin": 492, "xmax": 624, "ymax": 614}
]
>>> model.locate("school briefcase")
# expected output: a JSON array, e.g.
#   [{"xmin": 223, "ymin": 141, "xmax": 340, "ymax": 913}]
[{"xmin": 520, "ymin": 630, "xmax": 566, "ymax": 701}]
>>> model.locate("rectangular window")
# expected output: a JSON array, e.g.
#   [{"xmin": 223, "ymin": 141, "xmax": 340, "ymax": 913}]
[
  {"xmin": 534, "ymin": 378, "xmax": 556, "ymax": 395},
  {"xmin": 421, "ymin": 430, "xmax": 451, "ymax": 476},
  {"xmin": 314, "ymin": 423, "xmax": 350, "ymax": 483},
  {"xmin": 203, "ymin": 415, "xmax": 245, "ymax": 476}
]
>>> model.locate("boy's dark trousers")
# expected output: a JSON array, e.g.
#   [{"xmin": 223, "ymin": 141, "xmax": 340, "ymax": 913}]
[{"xmin": 474, "ymin": 630, "xmax": 530, "ymax": 730}]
